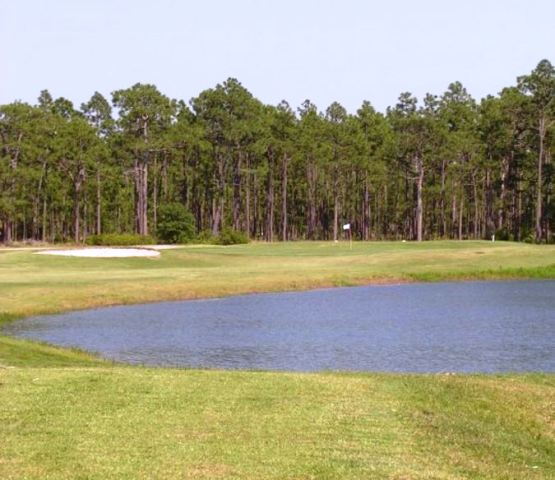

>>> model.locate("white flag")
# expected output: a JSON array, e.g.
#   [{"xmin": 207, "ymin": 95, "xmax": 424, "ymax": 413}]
[{"xmin": 342, "ymin": 223, "xmax": 351, "ymax": 231}]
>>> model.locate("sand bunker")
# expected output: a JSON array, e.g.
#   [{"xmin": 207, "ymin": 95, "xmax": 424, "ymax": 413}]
[{"xmin": 36, "ymin": 248, "xmax": 160, "ymax": 258}]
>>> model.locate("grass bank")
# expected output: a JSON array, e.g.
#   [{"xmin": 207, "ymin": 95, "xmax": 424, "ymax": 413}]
[{"xmin": 1, "ymin": 241, "xmax": 554, "ymax": 479}]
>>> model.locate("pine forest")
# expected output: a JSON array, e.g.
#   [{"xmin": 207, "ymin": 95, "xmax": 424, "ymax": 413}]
[{"xmin": 1, "ymin": 60, "xmax": 554, "ymax": 244}]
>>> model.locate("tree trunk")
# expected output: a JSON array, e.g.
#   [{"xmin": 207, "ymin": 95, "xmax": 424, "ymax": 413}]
[
  {"xmin": 363, "ymin": 173, "xmax": 370, "ymax": 241},
  {"xmin": 281, "ymin": 153, "xmax": 288, "ymax": 241},
  {"xmin": 211, "ymin": 152, "xmax": 225, "ymax": 236},
  {"xmin": 83, "ymin": 198, "xmax": 88, "ymax": 242},
  {"xmin": 32, "ymin": 160, "xmax": 47, "ymax": 240},
  {"xmin": 73, "ymin": 189, "xmax": 80, "ymax": 243},
  {"xmin": 153, "ymin": 156, "xmax": 158, "ymax": 231},
  {"xmin": 73, "ymin": 164, "xmax": 85, "ymax": 243},
  {"xmin": 472, "ymin": 172, "xmax": 479, "ymax": 239},
  {"xmin": 535, "ymin": 116, "xmax": 545, "ymax": 242},
  {"xmin": 232, "ymin": 150, "xmax": 242, "ymax": 231},
  {"xmin": 451, "ymin": 192, "xmax": 457, "ymax": 239},
  {"xmin": 307, "ymin": 158, "xmax": 317, "ymax": 239},
  {"xmin": 440, "ymin": 159, "xmax": 446, "ymax": 237},
  {"xmin": 485, "ymin": 168, "xmax": 494, "ymax": 238},
  {"xmin": 498, "ymin": 157, "xmax": 508, "ymax": 231},
  {"xmin": 245, "ymin": 154, "xmax": 251, "ymax": 236},
  {"xmin": 545, "ymin": 145, "xmax": 552, "ymax": 242},
  {"xmin": 96, "ymin": 168, "xmax": 102, "ymax": 235},
  {"xmin": 333, "ymin": 191, "xmax": 339, "ymax": 242},
  {"xmin": 135, "ymin": 115, "xmax": 150, "ymax": 236},
  {"xmin": 415, "ymin": 155, "xmax": 424, "ymax": 241},
  {"xmin": 161, "ymin": 153, "xmax": 169, "ymax": 202},
  {"xmin": 3, "ymin": 220, "xmax": 13, "ymax": 244},
  {"xmin": 253, "ymin": 171, "xmax": 259, "ymax": 238},
  {"xmin": 512, "ymin": 173, "xmax": 523, "ymax": 242},
  {"xmin": 212, "ymin": 202, "xmax": 222, "ymax": 237},
  {"xmin": 134, "ymin": 156, "xmax": 149, "ymax": 236},
  {"xmin": 42, "ymin": 196, "xmax": 47, "ymax": 242},
  {"xmin": 383, "ymin": 184, "xmax": 388, "ymax": 237},
  {"xmin": 458, "ymin": 195, "xmax": 464, "ymax": 240},
  {"xmin": 265, "ymin": 149, "xmax": 275, "ymax": 242}
]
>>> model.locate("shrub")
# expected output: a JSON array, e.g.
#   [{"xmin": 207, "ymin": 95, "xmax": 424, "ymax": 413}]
[
  {"xmin": 85, "ymin": 233, "xmax": 155, "ymax": 246},
  {"xmin": 196, "ymin": 230, "xmax": 217, "ymax": 244},
  {"xmin": 156, "ymin": 203, "xmax": 196, "ymax": 244},
  {"xmin": 494, "ymin": 228, "xmax": 511, "ymax": 241},
  {"xmin": 216, "ymin": 228, "xmax": 249, "ymax": 245}
]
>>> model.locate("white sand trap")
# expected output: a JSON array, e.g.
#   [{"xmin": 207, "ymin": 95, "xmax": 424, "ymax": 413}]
[{"xmin": 36, "ymin": 248, "xmax": 160, "ymax": 258}]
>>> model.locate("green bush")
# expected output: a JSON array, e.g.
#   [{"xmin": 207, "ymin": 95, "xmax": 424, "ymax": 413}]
[
  {"xmin": 156, "ymin": 203, "xmax": 196, "ymax": 244},
  {"xmin": 216, "ymin": 228, "xmax": 249, "ymax": 245},
  {"xmin": 494, "ymin": 228, "xmax": 511, "ymax": 241},
  {"xmin": 196, "ymin": 230, "xmax": 217, "ymax": 244},
  {"xmin": 85, "ymin": 233, "xmax": 155, "ymax": 246}
]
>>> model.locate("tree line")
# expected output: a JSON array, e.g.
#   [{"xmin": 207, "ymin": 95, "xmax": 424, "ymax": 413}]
[{"xmin": 1, "ymin": 60, "xmax": 553, "ymax": 244}]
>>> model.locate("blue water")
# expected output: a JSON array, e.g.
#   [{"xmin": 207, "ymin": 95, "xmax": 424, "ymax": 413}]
[{"xmin": 3, "ymin": 280, "xmax": 554, "ymax": 372}]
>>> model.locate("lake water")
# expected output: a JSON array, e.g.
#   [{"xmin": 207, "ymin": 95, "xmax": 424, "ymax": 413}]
[{"xmin": 3, "ymin": 280, "xmax": 554, "ymax": 372}]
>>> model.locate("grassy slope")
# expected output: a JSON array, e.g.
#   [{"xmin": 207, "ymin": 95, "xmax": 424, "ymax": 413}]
[
  {"xmin": 0, "ymin": 336, "xmax": 106, "ymax": 367},
  {"xmin": 0, "ymin": 241, "xmax": 554, "ymax": 479}
]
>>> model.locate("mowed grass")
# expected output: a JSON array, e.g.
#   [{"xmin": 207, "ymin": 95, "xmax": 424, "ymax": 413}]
[
  {"xmin": 0, "ymin": 241, "xmax": 554, "ymax": 479},
  {"xmin": 1, "ymin": 368, "xmax": 553, "ymax": 479},
  {"xmin": 1, "ymin": 240, "xmax": 554, "ymax": 321}
]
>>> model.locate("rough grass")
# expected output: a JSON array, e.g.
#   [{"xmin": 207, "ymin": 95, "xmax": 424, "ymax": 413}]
[{"xmin": 0, "ymin": 241, "xmax": 554, "ymax": 479}]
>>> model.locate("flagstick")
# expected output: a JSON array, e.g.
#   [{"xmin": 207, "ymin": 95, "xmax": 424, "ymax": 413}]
[{"xmin": 342, "ymin": 223, "xmax": 352, "ymax": 249}]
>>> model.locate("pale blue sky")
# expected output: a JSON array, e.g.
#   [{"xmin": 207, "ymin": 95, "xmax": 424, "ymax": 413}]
[{"xmin": 2, "ymin": 0, "xmax": 554, "ymax": 113}]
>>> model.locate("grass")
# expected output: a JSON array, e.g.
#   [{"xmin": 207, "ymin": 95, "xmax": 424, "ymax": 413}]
[
  {"xmin": 0, "ymin": 336, "xmax": 105, "ymax": 368},
  {"xmin": 0, "ymin": 240, "xmax": 554, "ymax": 479},
  {"xmin": 1, "ymin": 240, "xmax": 554, "ymax": 323},
  {"xmin": 0, "ymin": 368, "xmax": 553, "ymax": 479}
]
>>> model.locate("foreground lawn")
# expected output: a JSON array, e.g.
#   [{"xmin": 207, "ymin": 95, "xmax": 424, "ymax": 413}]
[
  {"xmin": 1, "ymin": 368, "xmax": 553, "ymax": 479},
  {"xmin": 1, "ymin": 241, "xmax": 554, "ymax": 479}
]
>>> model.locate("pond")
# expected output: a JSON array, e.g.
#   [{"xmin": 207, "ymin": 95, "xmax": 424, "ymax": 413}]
[{"xmin": 3, "ymin": 280, "xmax": 554, "ymax": 372}]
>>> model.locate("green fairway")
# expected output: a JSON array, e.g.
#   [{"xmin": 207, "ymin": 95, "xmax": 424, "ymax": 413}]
[
  {"xmin": 1, "ymin": 240, "xmax": 554, "ymax": 322},
  {"xmin": 1, "ymin": 241, "xmax": 554, "ymax": 479}
]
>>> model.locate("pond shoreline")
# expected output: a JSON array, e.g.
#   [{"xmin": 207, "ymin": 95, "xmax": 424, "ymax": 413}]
[
  {"xmin": 2, "ymin": 266, "xmax": 553, "ymax": 327},
  {"xmin": 6, "ymin": 280, "xmax": 554, "ymax": 373}
]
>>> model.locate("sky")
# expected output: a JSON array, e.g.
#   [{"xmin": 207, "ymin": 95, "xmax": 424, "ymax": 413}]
[{"xmin": 2, "ymin": 0, "xmax": 554, "ymax": 114}]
